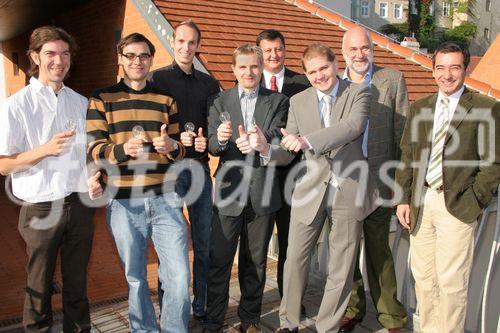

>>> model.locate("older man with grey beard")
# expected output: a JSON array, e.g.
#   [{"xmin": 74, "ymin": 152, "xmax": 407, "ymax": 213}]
[{"xmin": 339, "ymin": 27, "xmax": 408, "ymax": 333}]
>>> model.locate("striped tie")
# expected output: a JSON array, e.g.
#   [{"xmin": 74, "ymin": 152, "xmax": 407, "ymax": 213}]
[
  {"xmin": 426, "ymin": 97, "xmax": 450, "ymax": 190},
  {"xmin": 321, "ymin": 94, "xmax": 332, "ymax": 128}
]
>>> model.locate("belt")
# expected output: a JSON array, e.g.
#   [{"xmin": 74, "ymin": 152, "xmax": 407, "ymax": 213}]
[{"xmin": 424, "ymin": 181, "xmax": 444, "ymax": 191}]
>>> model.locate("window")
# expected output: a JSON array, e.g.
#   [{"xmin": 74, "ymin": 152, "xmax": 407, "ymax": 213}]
[
  {"xmin": 12, "ymin": 52, "xmax": 19, "ymax": 76},
  {"xmin": 379, "ymin": 2, "xmax": 388, "ymax": 18},
  {"xmin": 394, "ymin": 4, "xmax": 403, "ymax": 19},
  {"xmin": 486, "ymin": 0, "xmax": 491, "ymax": 12},
  {"xmin": 443, "ymin": 1, "xmax": 450, "ymax": 17},
  {"xmin": 361, "ymin": 0, "xmax": 369, "ymax": 17},
  {"xmin": 484, "ymin": 28, "xmax": 490, "ymax": 41}
]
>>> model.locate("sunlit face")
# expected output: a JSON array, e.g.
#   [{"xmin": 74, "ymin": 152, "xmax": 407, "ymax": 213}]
[
  {"xmin": 303, "ymin": 55, "xmax": 337, "ymax": 93},
  {"xmin": 171, "ymin": 25, "xmax": 200, "ymax": 66},
  {"xmin": 342, "ymin": 30, "xmax": 373, "ymax": 76},
  {"xmin": 433, "ymin": 51, "xmax": 466, "ymax": 96},
  {"xmin": 119, "ymin": 42, "xmax": 153, "ymax": 82},
  {"xmin": 259, "ymin": 38, "xmax": 286, "ymax": 74},
  {"xmin": 31, "ymin": 40, "xmax": 71, "ymax": 87},
  {"xmin": 232, "ymin": 53, "xmax": 262, "ymax": 90}
]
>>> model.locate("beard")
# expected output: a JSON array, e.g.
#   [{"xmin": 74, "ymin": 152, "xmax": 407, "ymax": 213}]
[{"xmin": 347, "ymin": 55, "xmax": 373, "ymax": 75}]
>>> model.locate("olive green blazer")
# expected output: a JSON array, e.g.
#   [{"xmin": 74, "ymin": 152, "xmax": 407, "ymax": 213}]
[{"xmin": 395, "ymin": 88, "xmax": 500, "ymax": 233}]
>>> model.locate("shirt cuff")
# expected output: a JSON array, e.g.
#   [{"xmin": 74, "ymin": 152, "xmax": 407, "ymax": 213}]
[
  {"xmin": 218, "ymin": 140, "xmax": 228, "ymax": 148},
  {"xmin": 260, "ymin": 148, "xmax": 272, "ymax": 166},
  {"xmin": 303, "ymin": 136, "xmax": 313, "ymax": 151}
]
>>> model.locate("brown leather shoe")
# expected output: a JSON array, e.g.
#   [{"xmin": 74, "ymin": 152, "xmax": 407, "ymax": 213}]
[
  {"xmin": 339, "ymin": 316, "xmax": 362, "ymax": 332},
  {"xmin": 388, "ymin": 328, "xmax": 403, "ymax": 333}
]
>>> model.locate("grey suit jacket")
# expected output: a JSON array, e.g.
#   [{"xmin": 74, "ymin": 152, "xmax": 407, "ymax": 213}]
[
  {"xmin": 207, "ymin": 85, "xmax": 289, "ymax": 217},
  {"xmin": 270, "ymin": 78, "xmax": 379, "ymax": 223},
  {"xmin": 367, "ymin": 65, "xmax": 408, "ymax": 201}
]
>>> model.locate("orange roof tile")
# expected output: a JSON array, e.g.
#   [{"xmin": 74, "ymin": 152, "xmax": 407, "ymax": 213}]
[
  {"xmin": 153, "ymin": 0, "xmax": 496, "ymax": 101},
  {"xmin": 470, "ymin": 34, "xmax": 500, "ymax": 97}
]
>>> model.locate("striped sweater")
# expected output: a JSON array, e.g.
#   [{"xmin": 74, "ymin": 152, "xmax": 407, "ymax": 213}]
[{"xmin": 87, "ymin": 79, "xmax": 185, "ymax": 199}]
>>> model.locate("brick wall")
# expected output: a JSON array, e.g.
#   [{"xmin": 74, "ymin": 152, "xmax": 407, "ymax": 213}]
[
  {"xmin": 1, "ymin": 0, "xmax": 174, "ymax": 98},
  {"xmin": 1, "ymin": 34, "xmax": 30, "ymax": 97}
]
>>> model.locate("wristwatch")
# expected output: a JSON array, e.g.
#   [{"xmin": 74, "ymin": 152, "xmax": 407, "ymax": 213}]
[{"xmin": 172, "ymin": 142, "xmax": 179, "ymax": 151}]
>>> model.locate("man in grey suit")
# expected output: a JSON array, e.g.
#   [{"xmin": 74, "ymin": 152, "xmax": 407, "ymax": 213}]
[
  {"xmin": 252, "ymin": 43, "xmax": 378, "ymax": 333},
  {"xmin": 339, "ymin": 27, "xmax": 408, "ymax": 332},
  {"xmin": 203, "ymin": 45, "xmax": 288, "ymax": 333}
]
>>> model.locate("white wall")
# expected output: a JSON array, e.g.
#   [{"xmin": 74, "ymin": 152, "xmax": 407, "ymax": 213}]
[{"xmin": 314, "ymin": 0, "xmax": 351, "ymax": 18}]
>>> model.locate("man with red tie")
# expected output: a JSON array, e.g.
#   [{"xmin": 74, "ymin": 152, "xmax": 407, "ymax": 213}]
[{"xmin": 256, "ymin": 29, "xmax": 309, "ymax": 301}]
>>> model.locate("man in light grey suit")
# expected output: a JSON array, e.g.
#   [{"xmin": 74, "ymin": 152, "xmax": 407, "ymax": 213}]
[{"xmin": 251, "ymin": 43, "xmax": 378, "ymax": 333}]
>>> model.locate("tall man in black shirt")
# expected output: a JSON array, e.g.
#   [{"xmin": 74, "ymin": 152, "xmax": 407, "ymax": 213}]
[{"xmin": 150, "ymin": 20, "xmax": 220, "ymax": 321}]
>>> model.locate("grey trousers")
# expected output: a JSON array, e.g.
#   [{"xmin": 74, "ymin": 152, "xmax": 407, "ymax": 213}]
[{"xmin": 279, "ymin": 186, "xmax": 362, "ymax": 332}]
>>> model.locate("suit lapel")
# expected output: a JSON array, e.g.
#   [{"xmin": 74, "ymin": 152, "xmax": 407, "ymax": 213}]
[
  {"xmin": 254, "ymin": 89, "xmax": 271, "ymax": 129},
  {"xmin": 281, "ymin": 68, "xmax": 293, "ymax": 96},
  {"xmin": 228, "ymin": 87, "xmax": 244, "ymax": 132},
  {"xmin": 445, "ymin": 89, "xmax": 473, "ymax": 143},
  {"xmin": 331, "ymin": 79, "xmax": 349, "ymax": 124},
  {"xmin": 424, "ymin": 93, "xmax": 438, "ymax": 148}
]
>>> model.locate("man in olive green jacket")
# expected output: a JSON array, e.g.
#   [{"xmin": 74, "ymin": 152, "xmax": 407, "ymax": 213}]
[{"xmin": 395, "ymin": 42, "xmax": 499, "ymax": 332}]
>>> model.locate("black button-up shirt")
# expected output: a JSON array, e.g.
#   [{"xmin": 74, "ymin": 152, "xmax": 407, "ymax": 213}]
[{"xmin": 150, "ymin": 62, "xmax": 220, "ymax": 163}]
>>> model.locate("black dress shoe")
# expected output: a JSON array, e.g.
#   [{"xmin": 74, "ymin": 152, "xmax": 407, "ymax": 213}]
[{"xmin": 339, "ymin": 316, "xmax": 362, "ymax": 332}]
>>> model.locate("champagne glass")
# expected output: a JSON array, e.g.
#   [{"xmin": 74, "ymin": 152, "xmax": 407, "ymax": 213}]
[
  {"xmin": 248, "ymin": 116, "xmax": 257, "ymax": 133},
  {"xmin": 132, "ymin": 125, "xmax": 145, "ymax": 155},
  {"xmin": 66, "ymin": 119, "xmax": 77, "ymax": 133},
  {"xmin": 184, "ymin": 122, "xmax": 195, "ymax": 132},
  {"xmin": 219, "ymin": 111, "xmax": 231, "ymax": 123}
]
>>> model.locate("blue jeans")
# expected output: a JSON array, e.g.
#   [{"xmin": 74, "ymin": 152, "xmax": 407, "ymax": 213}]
[
  {"xmin": 106, "ymin": 193, "xmax": 190, "ymax": 333},
  {"xmin": 174, "ymin": 164, "xmax": 213, "ymax": 317}
]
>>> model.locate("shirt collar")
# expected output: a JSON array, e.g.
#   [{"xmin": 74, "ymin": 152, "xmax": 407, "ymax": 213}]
[
  {"xmin": 437, "ymin": 85, "xmax": 464, "ymax": 105},
  {"xmin": 263, "ymin": 66, "xmax": 285, "ymax": 81},
  {"xmin": 30, "ymin": 76, "xmax": 67, "ymax": 94},
  {"xmin": 238, "ymin": 84, "xmax": 259, "ymax": 99},
  {"xmin": 172, "ymin": 61, "xmax": 197, "ymax": 79},
  {"xmin": 316, "ymin": 78, "xmax": 340, "ymax": 102},
  {"xmin": 342, "ymin": 64, "xmax": 372, "ymax": 86}
]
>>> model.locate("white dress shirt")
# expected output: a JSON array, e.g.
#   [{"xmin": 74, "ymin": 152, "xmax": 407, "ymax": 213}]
[
  {"xmin": 263, "ymin": 67, "xmax": 285, "ymax": 92},
  {"xmin": 431, "ymin": 86, "xmax": 464, "ymax": 141},
  {"xmin": 425, "ymin": 86, "xmax": 464, "ymax": 183},
  {"xmin": 314, "ymin": 80, "xmax": 340, "ymax": 187},
  {"xmin": 0, "ymin": 77, "xmax": 89, "ymax": 203}
]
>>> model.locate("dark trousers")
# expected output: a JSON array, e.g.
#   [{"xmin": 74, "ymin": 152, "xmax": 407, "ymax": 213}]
[
  {"xmin": 204, "ymin": 206, "xmax": 275, "ymax": 331},
  {"xmin": 345, "ymin": 206, "xmax": 407, "ymax": 328},
  {"xmin": 275, "ymin": 158, "xmax": 300, "ymax": 298},
  {"xmin": 18, "ymin": 193, "xmax": 95, "ymax": 332}
]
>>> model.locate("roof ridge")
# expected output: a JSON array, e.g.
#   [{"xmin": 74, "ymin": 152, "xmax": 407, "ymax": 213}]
[{"xmin": 289, "ymin": 0, "xmax": 498, "ymax": 100}]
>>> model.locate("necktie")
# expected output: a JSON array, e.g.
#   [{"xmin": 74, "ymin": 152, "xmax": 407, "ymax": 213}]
[
  {"xmin": 270, "ymin": 75, "xmax": 278, "ymax": 92},
  {"xmin": 321, "ymin": 94, "xmax": 332, "ymax": 127},
  {"xmin": 426, "ymin": 97, "xmax": 450, "ymax": 190}
]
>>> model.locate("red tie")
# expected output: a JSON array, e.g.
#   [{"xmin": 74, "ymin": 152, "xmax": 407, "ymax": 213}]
[{"xmin": 270, "ymin": 75, "xmax": 278, "ymax": 92}]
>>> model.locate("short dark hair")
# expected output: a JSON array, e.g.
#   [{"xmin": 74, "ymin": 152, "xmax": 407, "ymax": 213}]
[
  {"xmin": 27, "ymin": 26, "xmax": 77, "ymax": 77},
  {"xmin": 432, "ymin": 41, "xmax": 470, "ymax": 69},
  {"xmin": 173, "ymin": 19, "xmax": 202, "ymax": 44},
  {"xmin": 302, "ymin": 43, "xmax": 335, "ymax": 71},
  {"xmin": 116, "ymin": 33, "xmax": 155, "ymax": 56},
  {"xmin": 256, "ymin": 29, "xmax": 285, "ymax": 47}
]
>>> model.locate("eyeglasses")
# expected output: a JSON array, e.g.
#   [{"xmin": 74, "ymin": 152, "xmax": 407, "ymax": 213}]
[{"xmin": 121, "ymin": 53, "xmax": 152, "ymax": 61}]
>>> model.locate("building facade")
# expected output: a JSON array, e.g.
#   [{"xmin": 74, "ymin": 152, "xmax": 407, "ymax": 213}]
[
  {"xmin": 469, "ymin": 0, "xmax": 499, "ymax": 55},
  {"xmin": 352, "ymin": 0, "xmax": 408, "ymax": 30}
]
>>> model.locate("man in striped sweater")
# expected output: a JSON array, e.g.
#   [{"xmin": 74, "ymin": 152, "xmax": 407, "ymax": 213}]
[{"xmin": 86, "ymin": 33, "xmax": 189, "ymax": 333}]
